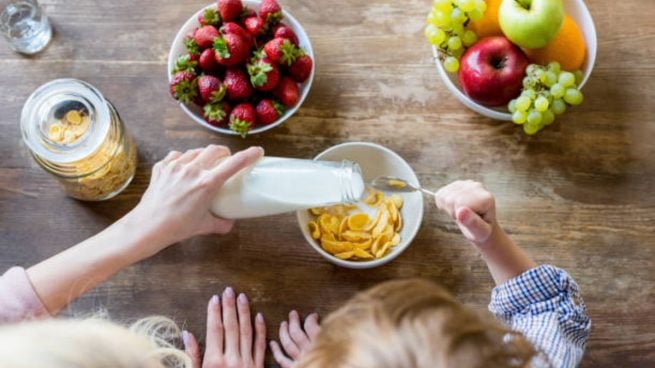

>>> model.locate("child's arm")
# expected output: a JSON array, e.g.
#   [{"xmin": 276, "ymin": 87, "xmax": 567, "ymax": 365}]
[
  {"xmin": 25, "ymin": 145, "xmax": 263, "ymax": 316},
  {"xmin": 434, "ymin": 180, "xmax": 536, "ymax": 285},
  {"xmin": 436, "ymin": 180, "xmax": 591, "ymax": 368}
]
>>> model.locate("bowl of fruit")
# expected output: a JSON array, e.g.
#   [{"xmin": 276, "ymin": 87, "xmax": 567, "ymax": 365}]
[
  {"xmin": 426, "ymin": 0, "xmax": 596, "ymax": 135},
  {"xmin": 168, "ymin": 0, "xmax": 315, "ymax": 137}
]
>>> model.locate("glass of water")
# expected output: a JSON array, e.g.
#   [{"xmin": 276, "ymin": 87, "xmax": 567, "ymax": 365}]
[{"xmin": 0, "ymin": 0, "xmax": 52, "ymax": 54}]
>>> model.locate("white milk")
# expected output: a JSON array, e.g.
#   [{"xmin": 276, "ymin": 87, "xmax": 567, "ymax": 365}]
[{"xmin": 211, "ymin": 157, "xmax": 366, "ymax": 219}]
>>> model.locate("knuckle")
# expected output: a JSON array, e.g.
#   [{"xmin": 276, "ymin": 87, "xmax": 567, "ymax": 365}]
[{"xmin": 203, "ymin": 356, "xmax": 224, "ymax": 368}]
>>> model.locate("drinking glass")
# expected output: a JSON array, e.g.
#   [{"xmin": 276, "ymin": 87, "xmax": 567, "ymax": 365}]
[{"xmin": 0, "ymin": 0, "xmax": 52, "ymax": 54}]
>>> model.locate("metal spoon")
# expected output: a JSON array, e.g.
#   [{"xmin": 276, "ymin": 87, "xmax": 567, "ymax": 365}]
[{"xmin": 369, "ymin": 176, "xmax": 435, "ymax": 196}]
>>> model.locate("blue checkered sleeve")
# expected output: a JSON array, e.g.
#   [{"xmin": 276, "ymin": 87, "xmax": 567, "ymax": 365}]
[{"xmin": 489, "ymin": 265, "xmax": 591, "ymax": 368}]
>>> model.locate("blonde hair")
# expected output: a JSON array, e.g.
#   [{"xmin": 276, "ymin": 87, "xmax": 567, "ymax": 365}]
[
  {"xmin": 0, "ymin": 316, "xmax": 191, "ymax": 368},
  {"xmin": 296, "ymin": 278, "xmax": 536, "ymax": 368}
]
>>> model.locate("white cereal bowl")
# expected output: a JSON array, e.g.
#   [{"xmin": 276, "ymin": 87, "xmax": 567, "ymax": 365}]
[
  {"xmin": 296, "ymin": 142, "xmax": 424, "ymax": 269},
  {"xmin": 433, "ymin": 0, "xmax": 597, "ymax": 121},
  {"xmin": 167, "ymin": 0, "xmax": 315, "ymax": 135}
]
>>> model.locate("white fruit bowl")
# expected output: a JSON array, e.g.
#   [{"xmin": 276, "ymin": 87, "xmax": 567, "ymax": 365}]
[
  {"xmin": 167, "ymin": 0, "xmax": 315, "ymax": 135},
  {"xmin": 296, "ymin": 142, "xmax": 424, "ymax": 269},
  {"xmin": 433, "ymin": 0, "xmax": 597, "ymax": 121}
]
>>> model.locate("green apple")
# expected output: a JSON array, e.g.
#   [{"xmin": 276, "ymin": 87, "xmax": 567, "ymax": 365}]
[{"xmin": 499, "ymin": 0, "xmax": 564, "ymax": 49}]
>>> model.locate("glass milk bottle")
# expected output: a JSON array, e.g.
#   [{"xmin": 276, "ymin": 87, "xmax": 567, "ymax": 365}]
[
  {"xmin": 0, "ymin": 0, "xmax": 52, "ymax": 54},
  {"xmin": 211, "ymin": 157, "xmax": 366, "ymax": 219},
  {"xmin": 21, "ymin": 79, "xmax": 137, "ymax": 201}
]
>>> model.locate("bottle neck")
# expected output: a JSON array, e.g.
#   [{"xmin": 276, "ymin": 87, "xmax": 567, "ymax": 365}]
[{"xmin": 338, "ymin": 160, "xmax": 365, "ymax": 204}]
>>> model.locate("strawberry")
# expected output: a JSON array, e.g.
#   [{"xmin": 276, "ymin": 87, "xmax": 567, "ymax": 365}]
[
  {"xmin": 198, "ymin": 48, "xmax": 220, "ymax": 72},
  {"xmin": 255, "ymin": 99, "xmax": 284, "ymax": 124},
  {"xmin": 195, "ymin": 25, "xmax": 220, "ymax": 50},
  {"xmin": 184, "ymin": 30, "xmax": 201, "ymax": 55},
  {"xmin": 241, "ymin": 6, "xmax": 256, "ymax": 19},
  {"xmin": 198, "ymin": 8, "xmax": 221, "ymax": 27},
  {"xmin": 203, "ymin": 102, "xmax": 231, "ymax": 126},
  {"xmin": 213, "ymin": 33, "xmax": 249, "ymax": 66},
  {"xmin": 260, "ymin": 0, "xmax": 282, "ymax": 25},
  {"xmin": 172, "ymin": 54, "xmax": 199, "ymax": 74},
  {"xmin": 247, "ymin": 57, "xmax": 280, "ymax": 91},
  {"xmin": 197, "ymin": 75, "xmax": 227, "ymax": 103},
  {"xmin": 244, "ymin": 16, "xmax": 266, "ymax": 37},
  {"xmin": 274, "ymin": 76, "xmax": 299, "ymax": 107},
  {"xmin": 289, "ymin": 53, "xmax": 313, "ymax": 83},
  {"xmin": 169, "ymin": 71, "xmax": 199, "ymax": 104},
  {"xmin": 217, "ymin": 0, "xmax": 243, "ymax": 22},
  {"xmin": 229, "ymin": 103, "xmax": 256, "ymax": 137},
  {"xmin": 223, "ymin": 67, "xmax": 253, "ymax": 101},
  {"xmin": 264, "ymin": 37, "xmax": 298, "ymax": 65},
  {"xmin": 272, "ymin": 24, "xmax": 298, "ymax": 45},
  {"xmin": 220, "ymin": 22, "xmax": 254, "ymax": 48}
]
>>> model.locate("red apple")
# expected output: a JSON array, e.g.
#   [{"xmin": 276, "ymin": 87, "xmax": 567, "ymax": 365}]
[{"xmin": 458, "ymin": 36, "xmax": 528, "ymax": 107}]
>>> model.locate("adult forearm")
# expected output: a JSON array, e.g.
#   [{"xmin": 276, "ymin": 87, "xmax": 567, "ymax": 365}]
[
  {"xmin": 477, "ymin": 223, "xmax": 537, "ymax": 285},
  {"xmin": 26, "ymin": 212, "xmax": 166, "ymax": 315}
]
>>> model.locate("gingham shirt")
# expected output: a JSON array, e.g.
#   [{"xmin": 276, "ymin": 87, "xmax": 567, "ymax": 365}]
[{"xmin": 489, "ymin": 265, "xmax": 591, "ymax": 368}]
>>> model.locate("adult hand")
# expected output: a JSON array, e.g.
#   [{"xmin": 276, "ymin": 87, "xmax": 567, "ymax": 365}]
[
  {"xmin": 183, "ymin": 288, "xmax": 266, "ymax": 368},
  {"xmin": 127, "ymin": 145, "xmax": 264, "ymax": 258},
  {"xmin": 270, "ymin": 311, "xmax": 321, "ymax": 368}
]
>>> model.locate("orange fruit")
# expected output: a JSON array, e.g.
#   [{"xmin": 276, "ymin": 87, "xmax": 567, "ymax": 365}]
[
  {"xmin": 525, "ymin": 16, "xmax": 586, "ymax": 71},
  {"xmin": 468, "ymin": 0, "xmax": 503, "ymax": 38}
]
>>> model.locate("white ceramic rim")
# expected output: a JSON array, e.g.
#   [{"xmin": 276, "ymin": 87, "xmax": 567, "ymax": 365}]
[
  {"xmin": 167, "ymin": 0, "xmax": 315, "ymax": 135},
  {"xmin": 295, "ymin": 142, "xmax": 425, "ymax": 269},
  {"xmin": 433, "ymin": 0, "xmax": 597, "ymax": 121}
]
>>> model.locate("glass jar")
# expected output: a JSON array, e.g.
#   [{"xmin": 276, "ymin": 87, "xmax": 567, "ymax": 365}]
[
  {"xmin": 211, "ymin": 157, "xmax": 365, "ymax": 219},
  {"xmin": 21, "ymin": 79, "xmax": 137, "ymax": 201}
]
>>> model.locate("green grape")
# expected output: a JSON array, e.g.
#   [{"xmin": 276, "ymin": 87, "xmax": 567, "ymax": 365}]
[
  {"xmin": 450, "ymin": 47, "xmax": 464, "ymax": 58},
  {"xmin": 541, "ymin": 90, "xmax": 553, "ymax": 102},
  {"xmin": 424, "ymin": 25, "xmax": 438, "ymax": 44},
  {"xmin": 522, "ymin": 77, "xmax": 536, "ymax": 89},
  {"xmin": 508, "ymin": 99, "xmax": 517, "ymax": 113},
  {"xmin": 551, "ymin": 98, "xmax": 566, "ymax": 115},
  {"xmin": 512, "ymin": 110, "xmax": 527, "ymax": 125},
  {"xmin": 462, "ymin": 30, "xmax": 477, "ymax": 46},
  {"xmin": 451, "ymin": 8, "xmax": 466, "ymax": 23},
  {"xmin": 564, "ymin": 88, "xmax": 584, "ymax": 105},
  {"xmin": 535, "ymin": 69, "xmax": 545, "ymax": 80},
  {"xmin": 468, "ymin": 9, "xmax": 484, "ymax": 21},
  {"xmin": 526, "ymin": 64, "xmax": 538, "ymax": 75},
  {"xmin": 443, "ymin": 56, "xmax": 460, "ymax": 73},
  {"xmin": 535, "ymin": 96, "xmax": 549, "ymax": 112},
  {"xmin": 542, "ymin": 109, "xmax": 555, "ymax": 125},
  {"xmin": 523, "ymin": 121, "xmax": 540, "ymax": 135},
  {"xmin": 543, "ymin": 71, "xmax": 558, "ymax": 87},
  {"xmin": 574, "ymin": 70, "xmax": 584, "ymax": 85},
  {"xmin": 521, "ymin": 89, "xmax": 536, "ymax": 100},
  {"xmin": 547, "ymin": 61, "xmax": 561, "ymax": 74},
  {"xmin": 559, "ymin": 72, "xmax": 575, "ymax": 88},
  {"xmin": 433, "ymin": 0, "xmax": 452, "ymax": 11},
  {"xmin": 431, "ymin": 9, "xmax": 451, "ymax": 27},
  {"xmin": 527, "ymin": 110, "xmax": 543, "ymax": 126},
  {"xmin": 448, "ymin": 36, "xmax": 462, "ymax": 51},
  {"xmin": 475, "ymin": 0, "xmax": 487, "ymax": 13},
  {"xmin": 459, "ymin": 0, "xmax": 476, "ymax": 12},
  {"xmin": 515, "ymin": 96, "xmax": 532, "ymax": 112},
  {"xmin": 550, "ymin": 83, "xmax": 565, "ymax": 99},
  {"xmin": 452, "ymin": 23, "xmax": 464, "ymax": 36}
]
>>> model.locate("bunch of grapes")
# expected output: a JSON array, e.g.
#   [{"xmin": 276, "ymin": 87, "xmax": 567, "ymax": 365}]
[
  {"xmin": 424, "ymin": 0, "xmax": 486, "ymax": 73},
  {"xmin": 508, "ymin": 62, "xmax": 584, "ymax": 135}
]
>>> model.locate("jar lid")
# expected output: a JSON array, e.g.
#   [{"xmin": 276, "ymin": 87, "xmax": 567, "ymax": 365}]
[{"xmin": 21, "ymin": 79, "xmax": 111, "ymax": 164}]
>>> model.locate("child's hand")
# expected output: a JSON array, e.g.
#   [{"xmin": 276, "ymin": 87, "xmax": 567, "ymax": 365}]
[
  {"xmin": 182, "ymin": 288, "xmax": 266, "ymax": 368},
  {"xmin": 270, "ymin": 311, "xmax": 321, "ymax": 368},
  {"xmin": 435, "ymin": 180, "xmax": 497, "ymax": 246},
  {"xmin": 127, "ymin": 145, "xmax": 264, "ymax": 258}
]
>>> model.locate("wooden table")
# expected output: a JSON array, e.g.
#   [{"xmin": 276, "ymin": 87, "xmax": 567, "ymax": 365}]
[{"xmin": 1, "ymin": 0, "xmax": 653, "ymax": 366}]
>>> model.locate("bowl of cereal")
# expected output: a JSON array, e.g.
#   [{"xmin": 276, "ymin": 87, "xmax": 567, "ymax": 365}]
[{"xmin": 296, "ymin": 142, "xmax": 424, "ymax": 269}]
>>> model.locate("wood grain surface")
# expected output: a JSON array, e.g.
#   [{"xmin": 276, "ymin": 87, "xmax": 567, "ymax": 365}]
[{"xmin": 1, "ymin": 0, "xmax": 654, "ymax": 366}]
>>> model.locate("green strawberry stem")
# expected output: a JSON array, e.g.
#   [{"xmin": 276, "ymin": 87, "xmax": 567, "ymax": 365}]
[
  {"xmin": 229, "ymin": 119, "xmax": 251, "ymax": 138},
  {"xmin": 214, "ymin": 37, "xmax": 231, "ymax": 59}
]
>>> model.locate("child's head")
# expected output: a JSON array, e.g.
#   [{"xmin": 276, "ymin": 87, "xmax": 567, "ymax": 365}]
[
  {"xmin": 296, "ymin": 278, "xmax": 536, "ymax": 368},
  {"xmin": 0, "ymin": 316, "xmax": 190, "ymax": 368}
]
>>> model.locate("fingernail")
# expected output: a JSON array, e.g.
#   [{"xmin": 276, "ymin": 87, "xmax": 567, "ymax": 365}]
[
  {"xmin": 224, "ymin": 287, "xmax": 235, "ymax": 298},
  {"xmin": 211, "ymin": 295, "xmax": 220, "ymax": 305},
  {"xmin": 238, "ymin": 293, "xmax": 248, "ymax": 304},
  {"xmin": 290, "ymin": 310, "xmax": 298, "ymax": 317},
  {"xmin": 256, "ymin": 313, "xmax": 264, "ymax": 323},
  {"xmin": 181, "ymin": 330, "xmax": 191, "ymax": 346}
]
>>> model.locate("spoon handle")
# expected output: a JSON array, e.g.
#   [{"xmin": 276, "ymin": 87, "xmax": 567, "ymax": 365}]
[{"xmin": 418, "ymin": 187, "xmax": 435, "ymax": 197}]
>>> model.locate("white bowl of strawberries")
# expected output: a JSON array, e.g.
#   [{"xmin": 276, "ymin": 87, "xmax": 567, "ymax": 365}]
[{"xmin": 168, "ymin": 0, "xmax": 315, "ymax": 137}]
